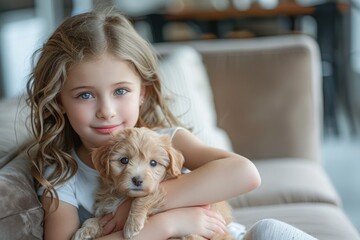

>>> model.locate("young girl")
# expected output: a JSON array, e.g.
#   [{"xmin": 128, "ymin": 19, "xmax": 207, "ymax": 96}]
[{"xmin": 26, "ymin": 9, "xmax": 316, "ymax": 240}]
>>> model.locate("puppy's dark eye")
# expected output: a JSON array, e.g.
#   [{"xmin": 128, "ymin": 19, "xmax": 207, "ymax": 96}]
[
  {"xmin": 120, "ymin": 157, "xmax": 129, "ymax": 164},
  {"xmin": 150, "ymin": 160, "xmax": 157, "ymax": 167}
]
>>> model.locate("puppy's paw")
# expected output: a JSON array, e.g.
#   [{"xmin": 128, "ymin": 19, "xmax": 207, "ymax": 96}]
[
  {"xmin": 123, "ymin": 225, "xmax": 141, "ymax": 239},
  {"xmin": 123, "ymin": 221, "xmax": 144, "ymax": 239},
  {"xmin": 72, "ymin": 218, "xmax": 102, "ymax": 240},
  {"xmin": 72, "ymin": 227, "xmax": 97, "ymax": 240}
]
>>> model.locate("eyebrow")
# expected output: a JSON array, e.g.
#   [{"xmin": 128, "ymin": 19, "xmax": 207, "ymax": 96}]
[{"xmin": 70, "ymin": 81, "xmax": 135, "ymax": 92}]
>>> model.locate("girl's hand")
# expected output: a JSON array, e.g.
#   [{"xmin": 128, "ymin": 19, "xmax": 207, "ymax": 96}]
[
  {"xmin": 101, "ymin": 204, "xmax": 227, "ymax": 239},
  {"xmin": 165, "ymin": 206, "xmax": 228, "ymax": 238},
  {"xmin": 101, "ymin": 198, "xmax": 132, "ymax": 236}
]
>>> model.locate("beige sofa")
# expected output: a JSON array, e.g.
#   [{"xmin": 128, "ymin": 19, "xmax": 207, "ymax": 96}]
[{"xmin": 0, "ymin": 34, "xmax": 359, "ymax": 239}]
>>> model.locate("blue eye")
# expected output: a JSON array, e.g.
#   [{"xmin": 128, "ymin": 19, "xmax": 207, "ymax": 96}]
[
  {"xmin": 115, "ymin": 88, "xmax": 128, "ymax": 96},
  {"xmin": 79, "ymin": 92, "xmax": 93, "ymax": 99}
]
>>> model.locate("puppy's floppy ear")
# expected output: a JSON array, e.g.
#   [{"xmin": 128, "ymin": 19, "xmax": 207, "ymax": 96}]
[
  {"xmin": 161, "ymin": 136, "xmax": 185, "ymax": 179},
  {"xmin": 91, "ymin": 145, "xmax": 112, "ymax": 180}
]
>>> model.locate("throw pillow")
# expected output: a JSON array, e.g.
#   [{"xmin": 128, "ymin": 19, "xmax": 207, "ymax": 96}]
[{"xmin": 158, "ymin": 46, "xmax": 233, "ymax": 151}]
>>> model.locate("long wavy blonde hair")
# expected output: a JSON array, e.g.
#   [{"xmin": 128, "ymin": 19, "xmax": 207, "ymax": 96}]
[{"xmin": 26, "ymin": 9, "xmax": 182, "ymax": 214}]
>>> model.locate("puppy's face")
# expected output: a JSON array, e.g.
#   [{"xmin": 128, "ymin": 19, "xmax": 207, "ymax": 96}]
[{"xmin": 92, "ymin": 127, "xmax": 184, "ymax": 197}]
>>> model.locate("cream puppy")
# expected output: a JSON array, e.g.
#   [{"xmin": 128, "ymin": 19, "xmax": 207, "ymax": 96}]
[{"xmin": 72, "ymin": 127, "xmax": 234, "ymax": 240}]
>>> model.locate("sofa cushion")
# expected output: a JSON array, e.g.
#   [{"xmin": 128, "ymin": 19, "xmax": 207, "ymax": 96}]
[
  {"xmin": 201, "ymin": 36, "xmax": 322, "ymax": 162},
  {"xmin": 228, "ymin": 158, "xmax": 342, "ymax": 207},
  {"xmin": 232, "ymin": 203, "xmax": 360, "ymax": 240},
  {"xmin": 157, "ymin": 46, "xmax": 233, "ymax": 151}
]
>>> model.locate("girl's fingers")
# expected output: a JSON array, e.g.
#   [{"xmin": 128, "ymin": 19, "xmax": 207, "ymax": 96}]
[
  {"xmin": 199, "ymin": 209, "xmax": 228, "ymax": 238},
  {"xmin": 207, "ymin": 219, "xmax": 227, "ymax": 235},
  {"xmin": 102, "ymin": 218, "xmax": 116, "ymax": 236},
  {"xmin": 205, "ymin": 209, "xmax": 226, "ymax": 225}
]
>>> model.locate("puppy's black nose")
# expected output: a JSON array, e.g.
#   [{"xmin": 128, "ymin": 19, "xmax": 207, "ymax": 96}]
[{"xmin": 132, "ymin": 176, "xmax": 143, "ymax": 187}]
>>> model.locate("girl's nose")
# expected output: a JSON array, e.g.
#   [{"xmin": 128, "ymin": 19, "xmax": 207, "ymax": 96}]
[{"xmin": 96, "ymin": 99, "xmax": 116, "ymax": 120}]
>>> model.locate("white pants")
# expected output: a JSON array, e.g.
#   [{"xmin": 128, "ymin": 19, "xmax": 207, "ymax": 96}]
[{"xmin": 229, "ymin": 219, "xmax": 317, "ymax": 240}]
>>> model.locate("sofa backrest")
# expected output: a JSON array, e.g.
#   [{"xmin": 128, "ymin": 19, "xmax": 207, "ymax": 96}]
[{"xmin": 154, "ymin": 35, "xmax": 323, "ymax": 162}]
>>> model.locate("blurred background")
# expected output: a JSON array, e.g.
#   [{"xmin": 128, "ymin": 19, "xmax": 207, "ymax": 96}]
[{"xmin": 0, "ymin": 0, "xmax": 359, "ymax": 231}]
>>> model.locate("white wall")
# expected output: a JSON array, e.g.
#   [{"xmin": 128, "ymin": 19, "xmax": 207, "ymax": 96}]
[
  {"xmin": 351, "ymin": 6, "xmax": 360, "ymax": 74},
  {"xmin": 351, "ymin": 6, "xmax": 360, "ymax": 122},
  {"xmin": 0, "ymin": 10, "xmax": 45, "ymax": 98}
]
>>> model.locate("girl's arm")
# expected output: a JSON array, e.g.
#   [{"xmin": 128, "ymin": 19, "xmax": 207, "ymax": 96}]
[
  {"xmin": 43, "ymin": 197, "xmax": 227, "ymax": 240},
  {"xmin": 163, "ymin": 129, "xmax": 261, "ymax": 210},
  {"xmin": 98, "ymin": 206, "xmax": 227, "ymax": 240},
  {"xmin": 42, "ymin": 198, "xmax": 80, "ymax": 240}
]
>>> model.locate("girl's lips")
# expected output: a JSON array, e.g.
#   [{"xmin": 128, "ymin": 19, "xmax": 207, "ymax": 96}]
[{"xmin": 93, "ymin": 125, "xmax": 120, "ymax": 134}]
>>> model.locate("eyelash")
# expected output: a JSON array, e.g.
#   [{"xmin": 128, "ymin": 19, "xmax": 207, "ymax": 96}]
[
  {"xmin": 76, "ymin": 88, "xmax": 129, "ymax": 99},
  {"xmin": 78, "ymin": 92, "xmax": 93, "ymax": 99},
  {"xmin": 115, "ymin": 88, "xmax": 129, "ymax": 96}
]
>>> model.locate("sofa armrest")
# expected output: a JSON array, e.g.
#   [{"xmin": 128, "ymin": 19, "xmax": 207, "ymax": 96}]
[
  {"xmin": 0, "ymin": 95, "xmax": 42, "ymax": 238},
  {"xmin": 228, "ymin": 158, "xmax": 341, "ymax": 208},
  {"xmin": 0, "ymin": 152, "xmax": 43, "ymax": 239},
  {"xmin": 0, "ymin": 95, "xmax": 32, "ymax": 167}
]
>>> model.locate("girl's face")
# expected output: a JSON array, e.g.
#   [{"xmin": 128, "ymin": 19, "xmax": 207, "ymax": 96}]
[{"xmin": 60, "ymin": 53, "xmax": 145, "ymax": 149}]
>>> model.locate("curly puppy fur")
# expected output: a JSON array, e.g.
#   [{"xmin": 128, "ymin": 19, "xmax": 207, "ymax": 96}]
[{"xmin": 72, "ymin": 127, "xmax": 234, "ymax": 240}]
